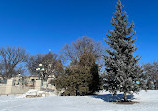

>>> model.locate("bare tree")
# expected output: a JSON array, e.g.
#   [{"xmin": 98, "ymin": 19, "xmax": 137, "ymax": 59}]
[
  {"xmin": 26, "ymin": 54, "xmax": 44, "ymax": 75},
  {"xmin": 0, "ymin": 47, "xmax": 28, "ymax": 78},
  {"xmin": 143, "ymin": 62, "xmax": 158, "ymax": 89},
  {"xmin": 41, "ymin": 52, "xmax": 58, "ymax": 81},
  {"xmin": 60, "ymin": 36, "xmax": 104, "ymax": 65},
  {"xmin": 27, "ymin": 52, "xmax": 64, "ymax": 81}
]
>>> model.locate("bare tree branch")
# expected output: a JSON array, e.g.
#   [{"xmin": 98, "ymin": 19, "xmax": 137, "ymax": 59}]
[
  {"xmin": 0, "ymin": 47, "xmax": 28, "ymax": 78},
  {"xmin": 60, "ymin": 36, "xmax": 104, "ymax": 65}
]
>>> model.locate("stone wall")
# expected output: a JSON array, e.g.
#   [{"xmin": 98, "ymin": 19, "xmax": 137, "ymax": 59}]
[
  {"xmin": 0, "ymin": 79, "xmax": 57, "ymax": 95},
  {"xmin": 0, "ymin": 79, "xmax": 33, "ymax": 95},
  {"xmin": 0, "ymin": 85, "xmax": 6, "ymax": 95},
  {"xmin": 0, "ymin": 86, "xmax": 31, "ymax": 95},
  {"xmin": 11, "ymin": 86, "xmax": 31, "ymax": 95}
]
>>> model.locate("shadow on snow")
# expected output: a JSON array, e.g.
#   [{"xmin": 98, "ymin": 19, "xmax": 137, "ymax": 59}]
[{"xmin": 92, "ymin": 94, "xmax": 134, "ymax": 102}]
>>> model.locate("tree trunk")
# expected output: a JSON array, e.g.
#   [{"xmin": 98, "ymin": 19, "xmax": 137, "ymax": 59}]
[{"xmin": 123, "ymin": 92, "xmax": 127, "ymax": 102}]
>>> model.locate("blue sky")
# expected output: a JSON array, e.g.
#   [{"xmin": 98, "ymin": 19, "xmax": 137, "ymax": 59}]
[{"xmin": 0, "ymin": 0, "xmax": 157, "ymax": 64}]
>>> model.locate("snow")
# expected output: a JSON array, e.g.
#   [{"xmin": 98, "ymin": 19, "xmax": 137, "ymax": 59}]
[
  {"xmin": 0, "ymin": 90, "xmax": 158, "ymax": 111},
  {"xmin": 16, "ymin": 89, "xmax": 57, "ymax": 98}
]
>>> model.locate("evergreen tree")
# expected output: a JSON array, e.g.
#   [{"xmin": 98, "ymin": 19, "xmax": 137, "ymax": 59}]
[
  {"xmin": 104, "ymin": 0, "xmax": 146, "ymax": 101},
  {"xmin": 79, "ymin": 52, "xmax": 101, "ymax": 94},
  {"xmin": 54, "ymin": 65, "xmax": 91, "ymax": 96},
  {"xmin": 55, "ymin": 52, "xmax": 101, "ymax": 96}
]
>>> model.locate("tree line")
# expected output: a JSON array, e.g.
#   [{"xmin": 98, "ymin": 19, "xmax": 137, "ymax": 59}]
[
  {"xmin": 0, "ymin": 0, "xmax": 157, "ymax": 101},
  {"xmin": 0, "ymin": 37, "xmax": 103, "ymax": 96}
]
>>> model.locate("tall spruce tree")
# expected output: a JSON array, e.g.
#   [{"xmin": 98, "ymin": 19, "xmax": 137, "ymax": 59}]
[{"xmin": 104, "ymin": 0, "xmax": 146, "ymax": 102}]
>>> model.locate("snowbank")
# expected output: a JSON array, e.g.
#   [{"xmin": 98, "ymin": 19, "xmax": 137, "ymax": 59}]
[{"xmin": 17, "ymin": 89, "xmax": 56, "ymax": 98}]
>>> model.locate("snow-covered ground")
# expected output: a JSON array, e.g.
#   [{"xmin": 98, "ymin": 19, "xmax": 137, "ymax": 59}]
[{"xmin": 0, "ymin": 90, "xmax": 158, "ymax": 111}]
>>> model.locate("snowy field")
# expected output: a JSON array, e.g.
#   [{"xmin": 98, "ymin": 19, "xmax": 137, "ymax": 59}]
[{"xmin": 0, "ymin": 90, "xmax": 158, "ymax": 111}]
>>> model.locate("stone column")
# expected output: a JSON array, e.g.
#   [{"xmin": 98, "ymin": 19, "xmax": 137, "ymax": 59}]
[
  {"xmin": 35, "ymin": 80, "xmax": 42, "ymax": 91},
  {"xmin": 43, "ymin": 81, "xmax": 47, "ymax": 89},
  {"xmin": 5, "ymin": 79, "xmax": 14, "ymax": 95}
]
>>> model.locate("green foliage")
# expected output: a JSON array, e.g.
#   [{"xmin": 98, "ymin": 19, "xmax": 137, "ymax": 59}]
[
  {"xmin": 55, "ymin": 65, "xmax": 91, "ymax": 96},
  {"xmin": 54, "ymin": 52, "xmax": 101, "ymax": 96}
]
